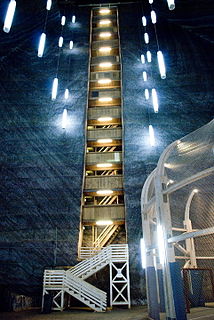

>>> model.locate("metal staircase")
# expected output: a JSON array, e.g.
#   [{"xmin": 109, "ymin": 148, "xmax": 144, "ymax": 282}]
[
  {"xmin": 42, "ymin": 244, "xmax": 130, "ymax": 312},
  {"xmin": 93, "ymin": 224, "xmax": 121, "ymax": 248}
]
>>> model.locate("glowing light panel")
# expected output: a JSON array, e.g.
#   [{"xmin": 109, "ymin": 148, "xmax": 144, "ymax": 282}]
[
  {"xmin": 96, "ymin": 220, "xmax": 113, "ymax": 225},
  {"xmin": 143, "ymin": 71, "xmax": 147, "ymax": 82},
  {"xmin": 99, "ymin": 19, "xmax": 111, "ymax": 25},
  {"xmin": 152, "ymin": 88, "xmax": 159, "ymax": 113},
  {"xmin": 3, "ymin": 0, "xmax": 16, "ymax": 33},
  {"xmin": 157, "ymin": 50, "xmax": 166, "ymax": 79},
  {"xmin": 69, "ymin": 41, "xmax": 73, "ymax": 50},
  {"xmin": 97, "ymin": 138, "xmax": 113, "ymax": 143},
  {"xmin": 99, "ymin": 46, "xmax": 111, "ymax": 52},
  {"xmin": 64, "ymin": 89, "xmax": 69, "ymax": 100},
  {"xmin": 144, "ymin": 89, "xmax": 149, "ymax": 100},
  {"xmin": 142, "ymin": 16, "xmax": 147, "ymax": 26},
  {"xmin": 98, "ymin": 117, "xmax": 113, "ymax": 122},
  {"xmin": 98, "ymin": 79, "xmax": 112, "ymax": 84},
  {"xmin": 99, "ymin": 8, "xmax": 110, "ymax": 14},
  {"xmin": 146, "ymin": 50, "xmax": 152, "ymax": 63},
  {"xmin": 72, "ymin": 15, "xmax": 76, "ymax": 23},
  {"xmin": 51, "ymin": 78, "xmax": 58, "ymax": 100},
  {"xmin": 151, "ymin": 10, "xmax": 157, "ymax": 24},
  {"xmin": 141, "ymin": 54, "xmax": 145, "ymax": 64},
  {"xmin": 99, "ymin": 62, "xmax": 112, "ymax": 68},
  {"xmin": 61, "ymin": 16, "xmax": 66, "ymax": 26},
  {"xmin": 149, "ymin": 125, "xmax": 155, "ymax": 146},
  {"xmin": 38, "ymin": 33, "xmax": 46, "ymax": 58},
  {"xmin": 167, "ymin": 0, "xmax": 175, "ymax": 10},
  {"xmin": 96, "ymin": 163, "xmax": 112, "ymax": 168},
  {"xmin": 144, "ymin": 32, "xmax": 149, "ymax": 44},
  {"xmin": 58, "ymin": 36, "xmax": 63, "ymax": 47},
  {"xmin": 62, "ymin": 108, "xmax": 68, "ymax": 129},
  {"xmin": 46, "ymin": 0, "xmax": 52, "ymax": 10},
  {"xmin": 98, "ymin": 97, "xmax": 112, "ymax": 102}
]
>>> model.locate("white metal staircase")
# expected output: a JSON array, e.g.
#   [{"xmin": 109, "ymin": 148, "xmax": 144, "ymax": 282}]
[
  {"xmin": 93, "ymin": 224, "xmax": 121, "ymax": 248},
  {"xmin": 42, "ymin": 244, "xmax": 130, "ymax": 312}
]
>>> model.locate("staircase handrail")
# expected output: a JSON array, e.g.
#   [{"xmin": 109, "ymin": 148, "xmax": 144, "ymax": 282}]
[{"xmin": 93, "ymin": 224, "xmax": 116, "ymax": 247}]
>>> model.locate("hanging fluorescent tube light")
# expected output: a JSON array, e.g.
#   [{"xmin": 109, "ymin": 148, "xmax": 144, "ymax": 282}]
[
  {"xmin": 143, "ymin": 71, "xmax": 147, "ymax": 82},
  {"xmin": 149, "ymin": 125, "xmax": 155, "ymax": 146},
  {"xmin": 98, "ymin": 97, "xmax": 112, "ymax": 102},
  {"xmin": 99, "ymin": 46, "xmax": 111, "ymax": 53},
  {"xmin": 142, "ymin": 16, "xmax": 147, "ymax": 27},
  {"xmin": 3, "ymin": 0, "xmax": 16, "ymax": 33},
  {"xmin": 97, "ymin": 138, "xmax": 112, "ymax": 143},
  {"xmin": 61, "ymin": 16, "xmax": 66, "ymax": 26},
  {"xmin": 157, "ymin": 224, "xmax": 166, "ymax": 265},
  {"xmin": 140, "ymin": 238, "xmax": 146, "ymax": 269},
  {"xmin": 64, "ymin": 89, "xmax": 69, "ymax": 100},
  {"xmin": 58, "ymin": 36, "xmax": 63, "ymax": 47},
  {"xmin": 96, "ymin": 220, "xmax": 113, "ymax": 225},
  {"xmin": 146, "ymin": 50, "xmax": 152, "ymax": 63},
  {"xmin": 99, "ymin": 62, "xmax": 112, "ymax": 68},
  {"xmin": 98, "ymin": 117, "xmax": 112, "ymax": 122},
  {"xmin": 72, "ymin": 15, "xmax": 76, "ymax": 23},
  {"xmin": 144, "ymin": 89, "xmax": 149, "ymax": 100},
  {"xmin": 141, "ymin": 54, "xmax": 145, "ymax": 64},
  {"xmin": 96, "ymin": 190, "xmax": 113, "ymax": 195},
  {"xmin": 38, "ymin": 33, "xmax": 46, "ymax": 58},
  {"xmin": 98, "ymin": 79, "xmax": 112, "ymax": 84},
  {"xmin": 152, "ymin": 88, "xmax": 159, "ymax": 113},
  {"xmin": 96, "ymin": 163, "xmax": 112, "ymax": 168},
  {"xmin": 144, "ymin": 33, "xmax": 149, "ymax": 44},
  {"xmin": 157, "ymin": 50, "xmax": 166, "ymax": 79},
  {"xmin": 62, "ymin": 108, "xmax": 68, "ymax": 129},
  {"xmin": 99, "ymin": 19, "xmax": 111, "ymax": 25},
  {"xmin": 99, "ymin": 8, "xmax": 110, "ymax": 14},
  {"xmin": 69, "ymin": 41, "xmax": 73, "ymax": 50},
  {"xmin": 99, "ymin": 32, "xmax": 111, "ymax": 38},
  {"xmin": 46, "ymin": 0, "xmax": 52, "ymax": 10},
  {"xmin": 151, "ymin": 10, "xmax": 157, "ymax": 24},
  {"xmin": 148, "ymin": 0, "xmax": 153, "ymax": 3},
  {"xmin": 167, "ymin": 0, "xmax": 175, "ymax": 10},
  {"xmin": 51, "ymin": 78, "xmax": 58, "ymax": 100}
]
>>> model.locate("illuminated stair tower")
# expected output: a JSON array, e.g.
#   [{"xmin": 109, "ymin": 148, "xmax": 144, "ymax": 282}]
[{"xmin": 78, "ymin": 6, "xmax": 126, "ymax": 257}]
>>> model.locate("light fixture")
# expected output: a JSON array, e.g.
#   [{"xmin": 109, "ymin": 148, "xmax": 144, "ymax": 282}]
[
  {"xmin": 99, "ymin": 8, "xmax": 111, "ymax": 14},
  {"xmin": 148, "ymin": 0, "xmax": 153, "ymax": 3},
  {"xmin": 141, "ymin": 54, "xmax": 145, "ymax": 64},
  {"xmin": 193, "ymin": 189, "xmax": 199, "ymax": 193},
  {"xmin": 38, "ymin": 33, "xmax": 46, "ymax": 58},
  {"xmin": 51, "ymin": 78, "xmax": 58, "ymax": 100},
  {"xmin": 142, "ymin": 16, "xmax": 147, "ymax": 27},
  {"xmin": 167, "ymin": 0, "xmax": 175, "ymax": 10},
  {"xmin": 98, "ymin": 79, "xmax": 112, "ymax": 84},
  {"xmin": 143, "ymin": 71, "xmax": 147, "ymax": 82},
  {"xmin": 69, "ymin": 40, "xmax": 73, "ymax": 50},
  {"xmin": 96, "ymin": 190, "xmax": 113, "ymax": 196},
  {"xmin": 144, "ymin": 89, "xmax": 149, "ymax": 100},
  {"xmin": 64, "ymin": 89, "xmax": 69, "ymax": 100},
  {"xmin": 151, "ymin": 10, "xmax": 157, "ymax": 24},
  {"xmin": 99, "ymin": 32, "xmax": 111, "ymax": 38},
  {"xmin": 46, "ymin": 0, "xmax": 52, "ymax": 10},
  {"xmin": 58, "ymin": 36, "xmax": 63, "ymax": 47},
  {"xmin": 97, "ymin": 138, "xmax": 113, "ymax": 143},
  {"xmin": 72, "ymin": 15, "xmax": 76, "ymax": 23},
  {"xmin": 144, "ymin": 33, "xmax": 149, "ymax": 44},
  {"xmin": 96, "ymin": 220, "xmax": 113, "ymax": 225},
  {"xmin": 99, "ymin": 46, "xmax": 111, "ymax": 53},
  {"xmin": 149, "ymin": 125, "xmax": 155, "ymax": 146},
  {"xmin": 99, "ymin": 62, "xmax": 112, "ymax": 68},
  {"xmin": 146, "ymin": 50, "xmax": 152, "ymax": 63},
  {"xmin": 98, "ymin": 97, "xmax": 112, "ymax": 102},
  {"xmin": 99, "ymin": 19, "xmax": 111, "ymax": 25},
  {"xmin": 96, "ymin": 163, "xmax": 113, "ymax": 168},
  {"xmin": 152, "ymin": 88, "xmax": 158, "ymax": 113},
  {"xmin": 157, "ymin": 50, "xmax": 166, "ymax": 79},
  {"xmin": 3, "ymin": 0, "xmax": 16, "ymax": 33},
  {"xmin": 98, "ymin": 117, "xmax": 112, "ymax": 122},
  {"xmin": 62, "ymin": 108, "xmax": 68, "ymax": 129},
  {"xmin": 157, "ymin": 224, "xmax": 166, "ymax": 265},
  {"xmin": 61, "ymin": 16, "xmax": 66, "ymax": 26},
  {"xmin": 140, "ymin": 238, "xmax": 146, "ymax": 269}
]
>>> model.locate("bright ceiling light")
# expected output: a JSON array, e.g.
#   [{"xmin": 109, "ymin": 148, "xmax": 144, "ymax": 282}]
[
  {"xmin": 64, "ymin": 89, "xmax": 69, "ymax": 100},
  {"xmin": 167, "ymin": 0, "xmax": 175, "ymax": 10},
  {"xmin": 143, "ymin": 71, "xmax": 147, "ymax": 82},
  {"xmin": 61, "ymin": 16, "xmax": 66, "ymax": 26},
  {"xmin": 46, "ymin": 0, "xmax": 52, "ymax": 10},
  {"xmin": 151, "ymin": 10, "xmax": 157, "ymax": 24},
  {"xmin": 148, "ymin": 0, "xmax": 153, "ymax": 3},
  {"xmin": 51, "ymin": 78, "xmax": 58, "ymax": 100},
  {"xmin": 98, "ymin": 117, "xmax": 112, "ymax": 122},
  {"xmin": 99, "ymin": 32, "xmax": 111, "ymax": 38},
  {"xmin": 141, "ymin": 54, "xmax": 145, "ymax": 64},
  {"xmin": 99, "ymin": 62, "xmax": 112, "ymax": 68},
  {"xmin": 144, "ymin": 89, "xmax": 149, "ymax": 100},
  {"xmin": 149, "ymin": 125, "xmax": 155, "ymax": 147},
  {"xmin": 98, "ymin": 79, "xmax": 112, "ymax": 84},
  {"xmin": 144, "ymin": 33, "xmax": 149, "ymax": 44},
  {"xmin": 152, "ymin": 89, "xmax": 158, "ymax": 113},
  {"xmin": 38, "ymin": 33, "xmax": 46, "ymax": 58},
  {"xmin": 146, "ymin": 50, "xmax": 152, "ymax": 63},
  {"xmin": 96, "ymin": 190, "xmax": 113, "ymax": 195},
  {"xmin": 98, "ymin": 97, "xmax": 112, "ymax": 102},
  {"xmin": 96, "ymin": 163, "xmax": 113, "ymax": 168},
  {"xmin": 99, "ymin": 46, "xmax": 112, "ymax": 53},
  {"xmin": 58, "ymin": 36, "xmax": 63, "ymax": 47},
  {"xmin": 62, "ymin": 108, "xmax": 68, "ymax": 129},
  {"xmin": 69, "ymin": 40, "xmax": 73, "ymax": 50},
  {"xmin": 72, "ymin": 15, "xmax": 76, "ymax": 23},
  {"xmin": 97, "ymin": 138, "xmax": 113, "ymax": 143},
  {"xmin": 99, "ymin": 8, "xmax": 111, "ymax": 14},
  {"xmin": 96, "ymin": 220, "xmax": 113, "ymax": 225},
  {"xmin": 157, "ymin": 50, "xmax": 166, "ymax": 79},
  {"xmin": 142, "ymin": 16, "xmax": 147, "ymax": 27},
  {"xmin": 3, "ymin": 0, "xmax": 16, "ymax": 33},
  {"xmin": 99, "ymin": 19, "xmax": 111, "ymax": 25}
]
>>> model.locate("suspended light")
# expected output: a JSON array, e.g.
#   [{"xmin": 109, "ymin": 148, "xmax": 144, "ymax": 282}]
[
  {"xmin": 149, "ymin": 125, "xmax": 155, "ymax": 146},
  {"xmin": 46, "ymin": 0, "xmax": 52, "ymax": 10},
  {"xmin": 99, "ymin": 32, "xmax": 111, "ymax": 38},
  {"xmin": 140, "ymin": 238, "xmax": 146, "ymax": 269},
  {"xmin": 141, "ymin": 54, "xmax": 145, "ymax": 64},
  {"xmin": 144, "ymin": 33, "xmax": 149, "ymax": 44},
  {"xmin": 96, "ymin": 220, "xmax": 113, "ymax": 225},
  {"xmin": 144, "ymin": 89, "xmax": 149, "ymax": 100},
  {"xmin": 142, "ymin": 16, "xmax": 147, "ymax": 27},
  {"xmin": 151, "ymin": 10, "xmax": 157, "ymax": 24},
  {"xmin": 69, "ymin": 40, "xmax": 73, "ymax": 50},
  {"xmin": 96, "ymin": 190, "xmax": 113, "ymax": 195},
  {"xmin": 99, "ymin": 46, "xmax": 111, "ymax": 53},
  {"xmin": 157, "ymin": 224, "xmax": 166, "ymax": 265},
  {"xmin": 99, "ymin": 62, "xmax": 112, "ymax": 68},
  {"xmin": 99, "ymin": 19, "xmax": 111, "ymax": 25},
  {"xmin": 98, "ymin": 79, "xmax": 112, "ymax": 84},
  {"xmin": 52, "ymin": 78, "xmax": 58, "ymax": 100},
  {"xmin": 96, "ymin": 163, "xmax": 112, "ymax": 168},
  {"xmin": 99, "ymin": 8, "xmax": 111, "ymax": 14},
  {"xmin": 143, "ymin": 71, "xmax": 147, "ymax": 82},
  {"xmin": 157, "ymin": 50, "xmax": 166, "ymax": 79},
  {"xmin": 146, "ymin": 50, "xmax": 152, "ymax": 63},
  {"xmin": 152, "ymin": 88, "xmax": 159, "ymax": 113},
  {"xmin": 61, "ymin": 16, "xmax": 66, "ymax": 26},
  {"xmin": 58, "ymin": 36, "xmax": 63, "ymax": 47},
  {"xmin": 98, "ymin": 117, "xmax": 112, "ymax": 122},
  {"xmin": 167, "ymin": 0, "xmax": 175, "ymax": 10},
  {"xmin": 38, "ymin": 33, "xmax": 46, "ymax": 58},
  {"xmin": 3, "ymin": 0, "xmax": 16, "ymax": 33},
  {"xmin": 98, "ymin": 97, "xmax": 112, "ymax": 102},
  {"xmin": 62, "ymin": 108, "xmax": 68, "ymax": 129},
  {"xmin": 72, "ymin": 15, "xmax": 76, "ymax": 23},
  {"xmin": 97, "ymin": 138, "xmax": 112, "ymax": 143},
  {"xmin": 64, "ymin": 89, "xmax": 69, "ymax": 100},
  {"xmin": 148, "ymin": 0, "xmax": 153, "ymax": 3}
]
